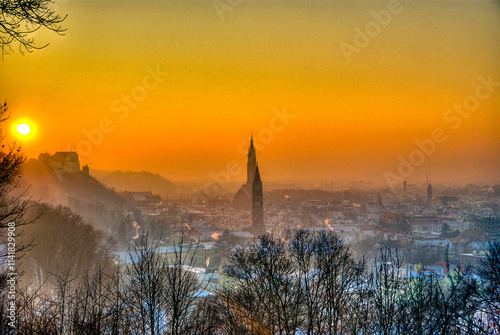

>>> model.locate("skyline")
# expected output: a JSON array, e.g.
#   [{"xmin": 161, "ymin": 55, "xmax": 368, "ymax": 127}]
[{"xmin": 1, "ymin": 0, "xmax": 499, "ymax": 186}]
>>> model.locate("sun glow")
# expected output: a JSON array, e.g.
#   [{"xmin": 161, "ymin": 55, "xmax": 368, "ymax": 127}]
[
  {"xmin": 11, "ymin": 119, "xmax": 37, "ymax": 141},
  {"xmin": 17, "ymin": 124, "xmax": 31, "ymax": 135}
]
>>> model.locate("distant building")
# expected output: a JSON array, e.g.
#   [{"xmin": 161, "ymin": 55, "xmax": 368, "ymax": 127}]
[
  {"xmin": 470, "ymin": 215, "xmax": 500, "ymax": 236},
  {"xmin": 437, "ymin": 196, "xmax": 459, "ymax": 207},
  {"xmin": 458, "ymin": 253, "xmax": 487, "ymax": 269},
  {"xmin": 227, "ymin": 231, "xmax": 255, "ymax": 244},
  {"xmin": 406, "ymin": 216, "xmax": 465, "ymax": 234},
  {"xmin": 233, "ymin": 134, "xmax": 257, "ymax": 210},
  {"xmin": 412, "ymin": 239, "xmax": 456, "ymax": 264},
  {"xmin": 82, "ymin": 164, "xmax": 90, "ymax": 174},
  {"xmin": 379, "ymin": 212, "xmax": 408, "ymax": 229},
  {"xmin": 408, "ymin": 216, "xmax": 442, "ymax": 233},
  {"xmin": 122, "ymin": 191, "xmax": 164, "ymax": 214},
  {"xmin": 426, "ymin": 182, "xmax": 433, "ymax": 206},
  {"xmin": 453, "ymin": 229, "xmax": 488, "ymax": 245},
  {"xmin": 117, "ymin": 242, "xmax": 218, "ymax": 269}
]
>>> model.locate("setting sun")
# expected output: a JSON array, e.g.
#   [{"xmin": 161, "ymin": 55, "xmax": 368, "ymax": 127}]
[{"xmin": 17, "ymin": 123, "xmax": 31, "ymax": 136}]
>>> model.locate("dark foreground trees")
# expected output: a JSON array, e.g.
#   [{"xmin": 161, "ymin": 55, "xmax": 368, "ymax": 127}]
[
  {"xmin": 126, "ymin": 232, "xmax": 202, "ymax": 335},
  {"xmin": 6, "ymin": 230, "xmax": 207, "ymax": 335},
  {"xmin": 1, "ymin": 227, "xmax": 500, "ymax": 334},
  {"xmin": 217, "ymin": 231, "xmax": 365, "ymax": 334},
  {"xmin": 210, "ymin": 232, "xmax": 499, "ymax": 335},
  {"xmin": 20, "ymin": 203, "xmax": 116, "ymax": 289},
  {"xmin": 478, "ymin": 241, "xmax": 500, "ymax": 332}
]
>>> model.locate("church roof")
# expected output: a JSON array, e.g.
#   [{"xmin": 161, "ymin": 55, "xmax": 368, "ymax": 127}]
[{"xmin": 254, "ymin": 164, "xmax": 261, "ymax": 183}]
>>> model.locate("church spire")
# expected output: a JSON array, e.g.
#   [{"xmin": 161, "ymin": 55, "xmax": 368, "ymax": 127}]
[
  {"xmin": 252, "ymin": 162, "xmax": 264, "ymax": 236},
  {"xmin": 426, "ymin": 181, "xmax": 433, "ymax": 207},
  {"xmin": 254, "ymin": 163, "xmax": 261, "ymax": 183},
  {"xmin": 246, "ymin": 132, "xmax": 257, "ymax": 184}
]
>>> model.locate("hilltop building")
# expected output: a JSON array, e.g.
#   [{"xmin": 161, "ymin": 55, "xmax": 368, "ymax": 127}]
[{"xmin": 33, "ymin": 151, "xmax": 81, "ymax": 174}]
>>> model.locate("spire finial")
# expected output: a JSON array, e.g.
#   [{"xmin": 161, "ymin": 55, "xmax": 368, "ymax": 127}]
[{"xmin": 250, "ymin": 132, "xmax": 254, "ymax": 148}]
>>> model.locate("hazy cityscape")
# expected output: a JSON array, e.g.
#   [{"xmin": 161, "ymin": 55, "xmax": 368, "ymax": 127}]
[{"xmin": 1, "ymin": 0, "xmax": 499, "ymax": 334}]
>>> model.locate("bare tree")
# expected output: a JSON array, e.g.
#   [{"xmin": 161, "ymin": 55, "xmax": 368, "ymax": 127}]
[
  {"xmin": 289, "ymin": 230, "xmax": 318, "ymax": 334},
  {"xmin": 104, "ymin": 267, "xmax": 133, "ymax": 335},
  {"xmin": 368, "ymin": 249, "xmax": 406, "ymax": 335},
  {"xmin": 477, "ymin": 241, "xmax": 500, "ymax": 333},
  {"xmin": 15, "ymin": 284, "xmax": 59, "ymax": 334},
  {"xmin": 185, "ymin": 295, "xmax": 226, "ymax": 334},
  {"xmin": 397, "ymin": 273, "xmax": 435, "ymax": 334},
  {"xmin": 0, "ymin": 0, "xmax": 66, "ymax": 57},
  {"xmin": 126, "ymin": 231, "xmax": 208, "ymax": 335},
  {"xmin": 71, "ymin": 266, "xmax": 110, "ymax": 334},
  {"xmin": 289, "ymin": 230, "xmax": 366, "ymax": 335},
  {"xmin": 126, "ymin": 232, "xmax": 167, "ymax": 335},
  {"xmin": 312, "ymin": 231, "xmax": 364, "ymax": 334},
  {"xmin": 163, "ymin": 243, "xmax": 200, "ymax": 335},
  {"xmin": 427, "ymin": 267, "xmax": 479, "ymax": 335},
  {"xmin": 219, "ymin": 231, "xmax": 370, "ymax": 335},
  {"xmin": 221, "ymin": 234, "xmax": 303, "ymax": 334}
]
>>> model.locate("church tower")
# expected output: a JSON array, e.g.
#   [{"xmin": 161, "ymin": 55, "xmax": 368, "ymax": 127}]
[
  {"xmin": 252, "ymin": 164, "xmax": 265, "ymax": 236},
  {"xmin": 427, "ymin": 181, "xmax": 433, "ymax": 206},
  {"xmin": 247, "ymin": 133, "xmax": 257, "ymax": 184},
  {"xmin": 233, "ymin": 133, "xmax": 257, "ymax": 210}
]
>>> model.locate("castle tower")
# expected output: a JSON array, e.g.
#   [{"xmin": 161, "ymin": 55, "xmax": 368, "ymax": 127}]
[{"xmin": 252, "ymin": 164, "xmax": 265, "ymax": 236}]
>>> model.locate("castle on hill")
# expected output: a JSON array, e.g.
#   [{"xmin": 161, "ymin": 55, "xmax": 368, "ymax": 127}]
[{"xmin": 26, "ymin": 151, "xmax": 89, "ymax": 174}]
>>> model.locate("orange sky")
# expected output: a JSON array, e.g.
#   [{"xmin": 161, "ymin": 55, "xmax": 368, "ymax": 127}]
[{"xmin": 1, "ymin": 0, "xmax": 499, "ymax": 186}]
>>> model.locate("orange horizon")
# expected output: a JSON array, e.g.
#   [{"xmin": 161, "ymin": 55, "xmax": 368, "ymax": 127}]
[{"xmin": 2, "ymin": 0, "xmax": 499, "ymax": 186}]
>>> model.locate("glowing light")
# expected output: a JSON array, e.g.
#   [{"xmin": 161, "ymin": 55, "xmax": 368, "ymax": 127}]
[
  {"xmin": 11, "ymin": 119, "xmax": 36, "ymax": 140},
  {"xmin": 17, "ymin": 123, "xmax": 31, "ymax": 135},
  {"xmin": 324, "ymin": 219, "xmax": 334, "ymax": 231},
  {"xmin": 211, "ymin": 232, "xmax": 221, "ymax": 241},
  {"xmin": 132, "ymin": 221, "xmax": 140, "ymax": 239}
]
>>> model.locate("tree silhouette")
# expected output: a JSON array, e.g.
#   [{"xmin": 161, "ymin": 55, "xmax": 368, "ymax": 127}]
[
  {"xmin": 0, "ymin": 0, "xmax": 66, "ymax": 57},
  {"xmin": 0, "ymin": 102, "xmax": 31, "ymax": 240},
  {"xmin": 478, "ymin": 241, "xmax": 500, "ymax": 332},
  {"xmin": 0, "ymin": 101, "xmax": 36, "ymax": 333}
]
